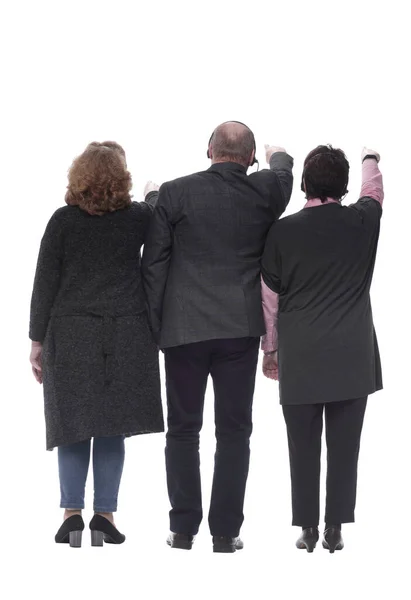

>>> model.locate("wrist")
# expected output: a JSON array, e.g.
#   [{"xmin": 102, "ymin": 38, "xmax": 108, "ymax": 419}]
[
  {"xmin": 32, "ymin": 341, "xmax": 42, "ymax": 347},
  {"xmin": 362, "ymin": 154, "xmax": 378, "ymax": 163}
]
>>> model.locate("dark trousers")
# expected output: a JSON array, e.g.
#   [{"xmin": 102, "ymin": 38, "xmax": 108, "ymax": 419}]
[
  {"xmin": 282, "ymin": 397, "xmax": 367, "ymax": 527},
  {"xmin": 164, "ymin": 337, "xmax": 259, "ymax": 537}
]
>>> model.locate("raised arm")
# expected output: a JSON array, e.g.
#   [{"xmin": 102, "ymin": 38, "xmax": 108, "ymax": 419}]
[
  {"xmin": 141, "ymin": 183, "xmax": 174, "ymax": 344},
  {"xmin": 139, "ymin": 182, "xmax": 161, "ymax": 243},
  {"xmin": 349, "ymin": 148, "xmax": 383, "ymax": 226},
  {"xmin": 29, "ymin": 211, "xmax": 64, "ymax": 342},
  {"xmin": 266, "ymin": 146, "xmax": 294, "ymax": 210},
  {"xmin": 143, "ymin": 180, "xmax": 160, "ymax": 212},
  {"xmin": 249, "ymin": 146, "xmax": 294, "ymax": 219},
  {"xmin": 360, "ymin": 148, "xmax": 384, "ymax": 206}
]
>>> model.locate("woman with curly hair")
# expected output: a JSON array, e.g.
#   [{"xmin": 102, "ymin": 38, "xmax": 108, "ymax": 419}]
[{"xmin": 29, "ymin": 142, "xmax": 164, "ymax": 547}]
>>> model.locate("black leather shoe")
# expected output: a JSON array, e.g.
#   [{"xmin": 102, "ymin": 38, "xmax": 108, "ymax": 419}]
[
  {"xmin": 167, "ymin": 533, "xmax": 194, "ymax": 550},
  {"xmin": 55, "ymin": 515, "xmax": 85, "ymax": 547},
  {"xmin": 323, "ymin": 527, "xmax": 344, "ymax": 553},
  {"xmin": 89, "ymin": 514, "xmax": 126, "ymax": 546},
  {"xmin": 296, "ymin": 527, "xmax": 319, "ymax": 553},
  {"xmin": 212, "ymin": 536, "xmax": 244, "ymax": 553}
]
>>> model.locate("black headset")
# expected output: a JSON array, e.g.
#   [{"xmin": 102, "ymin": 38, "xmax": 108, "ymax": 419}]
[{"xmin": 207, "ymin": 120, "xmax": 258, "ymax": 167}]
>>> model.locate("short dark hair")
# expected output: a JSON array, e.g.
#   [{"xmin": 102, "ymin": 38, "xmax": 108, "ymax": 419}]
[
  {"xmin": 301, "ymin": 145, "xmax": 349, "ymax": 202},
  {"xmin": 211, "ymin": 124, "xmax": 255, "ymax": 167}
]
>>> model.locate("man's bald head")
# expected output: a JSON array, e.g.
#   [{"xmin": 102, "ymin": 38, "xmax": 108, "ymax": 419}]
[{"xmin": 209, "ymin": 121, "xmax": 255, "ymax": 168}]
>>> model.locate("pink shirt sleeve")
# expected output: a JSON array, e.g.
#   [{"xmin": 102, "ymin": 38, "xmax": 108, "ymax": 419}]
[
  {"xmin": 361, "ymin": 158, "xmax": 384, "ymax": 206},
  {"xmin": 261, "ymin": 276, "xmax": 279, "ymax": 353}
]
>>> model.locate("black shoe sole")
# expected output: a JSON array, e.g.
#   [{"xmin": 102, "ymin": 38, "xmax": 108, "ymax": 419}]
[
  {"xmin": 167, "ymin": 539, "xmax": 193, "ymax": 550},
  {"xmin": 213, "ymin": 543, "xmax": 243, "ymax": 553}
]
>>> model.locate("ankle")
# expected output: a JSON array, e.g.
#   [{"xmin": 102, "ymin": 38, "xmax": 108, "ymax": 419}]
[
  {"xmin": 64, "ymin": 509, "xmax": 82, "ymax": 520},
  {"xmin": 95, "ymin": 512, "xmax": 114, "ymax": 525},
  {"xmin": 325, "ymin": 523, "xmax": 341, "ymax": 531}
]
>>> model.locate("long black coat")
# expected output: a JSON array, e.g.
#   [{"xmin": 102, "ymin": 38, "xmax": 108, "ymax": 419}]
[
  {"xmin": 141, "ymin": 153, "xmax": 294, "ymax": 348},
  {"xmin": 30, "ymin": 200, "xmax": 164, "ymax": 450},
  {"xmin": 261, "ymin": 198, "xmax": 383, "ymax": 405}
]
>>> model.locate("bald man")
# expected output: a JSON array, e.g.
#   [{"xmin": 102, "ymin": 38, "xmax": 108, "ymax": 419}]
[{"xmin": 142, "ymin": 121, "xmax": 293, "ymax": 552}]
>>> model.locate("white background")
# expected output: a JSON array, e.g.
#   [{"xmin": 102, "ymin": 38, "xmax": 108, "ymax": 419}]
[{"xmin": 1, "ymin": 1, "xmax": 410, "ymax": 598}]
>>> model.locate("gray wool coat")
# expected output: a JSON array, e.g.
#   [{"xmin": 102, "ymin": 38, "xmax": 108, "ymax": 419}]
[{"xmin": 29, "ymin": 196, "xmax": 164, "ymax": 450}]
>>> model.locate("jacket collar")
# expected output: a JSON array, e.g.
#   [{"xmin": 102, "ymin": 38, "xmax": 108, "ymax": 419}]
[
  {"xmin": 208, "ymin": 161, "xmax": 247, "ymax": 174},
  {"xmin": 304, "ymin": 198, "xmax": 341, "ymax": 208}
]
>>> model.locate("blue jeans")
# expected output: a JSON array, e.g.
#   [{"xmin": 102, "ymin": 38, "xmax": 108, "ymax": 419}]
[{"xmin": 58, "ymin": 436, "xmax": 125, "ymax": 513}]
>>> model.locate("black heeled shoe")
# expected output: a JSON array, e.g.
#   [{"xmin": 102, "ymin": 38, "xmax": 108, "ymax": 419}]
[
  {"xmin": 296, "ymin": 527, "xmax": 319, "ymax": 553},
  {"xmin": 167, "ymin": 532, "xmax": 195, "ymax": 550},
  {"xmin": 212, "ymin": 536, "xmax": 244, "ymax": 553},
  {"xmin": 323, "ymin": 527, "xmax": 344, "ymax": 553},
  {"xmin": 89, "ymin": 514, "xmax": 126, "ymax": 546},
  {"xmin": 55, "ymin": 515, "xmax": 85, "ymax": 548}
]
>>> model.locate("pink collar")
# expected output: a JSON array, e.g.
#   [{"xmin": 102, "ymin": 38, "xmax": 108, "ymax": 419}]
[{"xmin": 304, "ymin": 198, "xmax": 341, "ymax": 208}]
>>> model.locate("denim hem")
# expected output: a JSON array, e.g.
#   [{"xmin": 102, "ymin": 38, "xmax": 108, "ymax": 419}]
[
  {"xmin": 94, "ymin": 506, "xmax": 118, "ymax": 513},
  {"xmin": 60, "ymin": 503, "xmax": 85, "ymax": 510}
]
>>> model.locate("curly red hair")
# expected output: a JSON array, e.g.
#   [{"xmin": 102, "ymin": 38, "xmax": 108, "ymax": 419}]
[{"xmin": 65, "ymin": 141, "xmax": 132, "ymax": 215}]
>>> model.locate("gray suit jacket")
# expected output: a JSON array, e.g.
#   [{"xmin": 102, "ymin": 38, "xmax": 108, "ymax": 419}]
[{"xmin": 141, "ymin": 153, "xmax": 294, "ymax": 348}]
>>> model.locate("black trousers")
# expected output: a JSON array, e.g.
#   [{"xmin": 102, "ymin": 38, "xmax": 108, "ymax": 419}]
[
  {"xmin": 282, "ymin": 397, "xmax": 368, "ymax": 527},
  {"xmin": 164, "ymin": 337, "xmax": 259, "ymax": 537}
]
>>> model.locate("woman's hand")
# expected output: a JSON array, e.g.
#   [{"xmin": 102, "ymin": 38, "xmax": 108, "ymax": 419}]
[
  {"xmin": 361, "ymin": 147, "xmax": 380, "ymax": 163},
  {"xmin": 30, "ymin": 342, "xmax": 43, "ymax": 384},
  {"xmin": 262, "ymin": 352, "xmax": 279, "ymax": 381}
]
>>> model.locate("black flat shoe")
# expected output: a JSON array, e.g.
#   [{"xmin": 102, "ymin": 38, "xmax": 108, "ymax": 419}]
[
  {"xmin": 89, "ymin": 514, "xmax": 126, "ymax": 546},
  {"xmin": 167, "ymin": 532, "xmax": 194, "ymax": 550},
  {"xmin": 296, "ymin": 527, "xmax": 319, "ymax": 553},
  {"xmin": 212, "ymin": 536, "xmax": 244, "ymax": 553},
  {"xmin": 323, "ymin": 527, "xmax": 344, "ymax": 553},
  {"xmin": 55, "ymin": 515, "xmax": 85, "ymax": 548}
]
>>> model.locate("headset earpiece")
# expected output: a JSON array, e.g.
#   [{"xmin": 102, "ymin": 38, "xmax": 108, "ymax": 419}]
[{"xmin": 207, "ymin": 131, "xmax": 213, "ymax": 159}]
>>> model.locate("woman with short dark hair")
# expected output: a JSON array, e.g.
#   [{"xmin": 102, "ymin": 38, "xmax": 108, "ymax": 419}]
[
  {"xmin": 29, "ymin": 142, "xmax": 164, "ymax": 547},
  {"xmin": 261, "ymin": 146, "xmax": 383, "ymax": 553}
]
